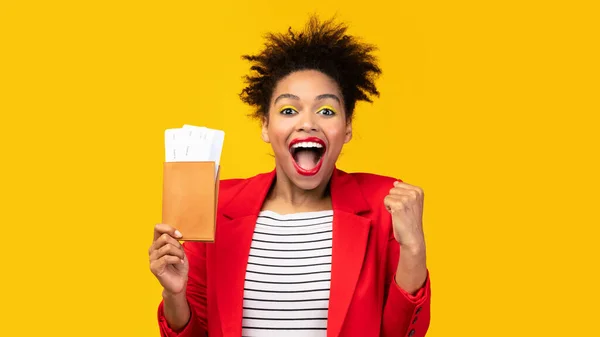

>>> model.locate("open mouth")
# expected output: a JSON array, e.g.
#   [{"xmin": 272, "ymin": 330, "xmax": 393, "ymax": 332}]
[{"xmin": 288, "ymin": 137, "xmax": 326, "ymax": 176}]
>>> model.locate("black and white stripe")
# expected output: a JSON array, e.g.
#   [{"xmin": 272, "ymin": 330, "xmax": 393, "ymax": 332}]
[{"xmin": 242, "ymin": 210, "xmax": 333, "ymax": 337}]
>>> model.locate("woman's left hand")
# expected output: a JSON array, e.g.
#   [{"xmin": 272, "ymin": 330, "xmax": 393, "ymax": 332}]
[{"xmin": 384, "ymin": 181, "xmax": 426, "ymax": 250}]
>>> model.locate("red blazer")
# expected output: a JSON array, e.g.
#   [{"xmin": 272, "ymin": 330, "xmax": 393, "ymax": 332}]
[{"xmin": 157, "ymin": 167, "xmax": 431, "ymax": 337}]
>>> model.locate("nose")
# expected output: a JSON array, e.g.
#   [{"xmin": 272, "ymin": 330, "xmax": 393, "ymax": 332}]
[{"xmin": 295, "ymin": 110, "xmax": 319, "ymax": 133}]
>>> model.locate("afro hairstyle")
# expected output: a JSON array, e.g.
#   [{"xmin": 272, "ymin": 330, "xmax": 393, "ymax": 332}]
[{"xmin": 239, "ymin": 15, "xmax": 382, "ymax": 122}]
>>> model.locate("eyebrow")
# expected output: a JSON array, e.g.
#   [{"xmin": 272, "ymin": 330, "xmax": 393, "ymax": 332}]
[
  {"xmin": 273, "ymin": 93, "xmax": 300, "ymax": 104},
  {"xmin": 315, "ymin": 94, "xmax": 341, "ymax": 104},
  {"xmin": 273, "ymin": 93, "xmax": 341, "ymax": 105}
]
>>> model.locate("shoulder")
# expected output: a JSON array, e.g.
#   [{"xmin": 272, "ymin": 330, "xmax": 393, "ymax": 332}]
[
  {"xmin": 349, "ymin": 171, "xmax": 401, "ymax": 186},
  {"xmin": 340, "ymin": 170, "xmax": 402, "ymax": 215},
  {"xmin": 347, "ymin": 171, "xmax": 401, "ymax": 196},
  {"xmin": 217, "ymin": 176, "xmax": 250, "ymax": 202},
  {"xmin": 218, "ymin": 176, "xmax": 248, "ymax": 191},
  {"xmin": 217, "ymin": 171, "xmax": 272, "ymax": 205}
]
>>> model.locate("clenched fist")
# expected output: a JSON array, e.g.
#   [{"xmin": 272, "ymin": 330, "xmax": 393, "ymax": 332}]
[
  {"xmin": 149, "ymin": 224, "xmax": 189, "ymax": 295},
  {"xmin": 384, "ymin": 181, "xmax": 425, "ymax": 249}
]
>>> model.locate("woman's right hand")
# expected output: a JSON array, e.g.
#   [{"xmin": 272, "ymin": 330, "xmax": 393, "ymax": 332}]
[{"xmin": 149, "ymin": 224, "xmax": 189, "ymax": 295}]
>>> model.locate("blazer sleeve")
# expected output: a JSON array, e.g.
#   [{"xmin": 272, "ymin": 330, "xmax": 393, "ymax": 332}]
[
  {"xmin": 381, "ymin": 236, "xmax": 431, "ymax": 337},
  {"xmin": 157, "ymin": 241, "xmax": 208, "ymax": 337}
]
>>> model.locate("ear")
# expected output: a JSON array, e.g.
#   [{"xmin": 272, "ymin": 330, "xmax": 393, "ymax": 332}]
[
  {"xmin": 261, "ymin": 116, "xmax": 270, "ymax": 143},
  {"xmin": 344, "ymin": 121, "xmax": 352, "ymax": 144}
]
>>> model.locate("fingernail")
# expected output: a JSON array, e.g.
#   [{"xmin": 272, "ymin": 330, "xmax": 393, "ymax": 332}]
[
  {"xmin": 180, "ymin": 259, "xmax": 185, "ymax": 264},
  {"xmin": 174, "ymin": 230, "xmax": 182, "ymax": 238}
]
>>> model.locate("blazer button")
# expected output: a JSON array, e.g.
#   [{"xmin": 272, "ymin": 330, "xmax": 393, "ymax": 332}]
[
  {"xmin": 408, "ymin": 329, "xmax": 416, "ymax": 337},
  {"xmin": 412, "ymin": 316, "xmax": 418, "ymax": 324},
  {"xmin": 415, "ymin": 307, "xmax": 422, "ymax": 315}
]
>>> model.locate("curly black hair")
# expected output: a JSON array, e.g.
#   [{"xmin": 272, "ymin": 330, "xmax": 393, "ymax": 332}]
[{"xmin": 239, "ymin": 15, "xmax": 382, "ymax": 122}]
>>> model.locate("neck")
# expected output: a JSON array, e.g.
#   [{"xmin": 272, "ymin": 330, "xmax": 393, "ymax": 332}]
[{"xmin": 264, "ymin": 166, "xmax": 332, "ymax": 213}]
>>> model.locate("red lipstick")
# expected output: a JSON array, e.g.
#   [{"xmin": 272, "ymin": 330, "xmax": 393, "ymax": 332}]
[{"xmin": 288, "ymin": 137, "xmax": 326, "ymax": 176}]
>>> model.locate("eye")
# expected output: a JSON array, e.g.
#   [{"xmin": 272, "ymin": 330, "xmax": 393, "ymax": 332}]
[
  {"xmin": 317, "ymin": 107, "xmax": 336, "ymax": 116},
  {"xmin": 279, "ymin": 106, "xmax": 297, "ymax": 115}
]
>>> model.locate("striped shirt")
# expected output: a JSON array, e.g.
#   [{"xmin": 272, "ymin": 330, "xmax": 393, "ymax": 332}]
[{"xmin": 242, "ymin": 210, "xmax": 334, "ymax": 337}]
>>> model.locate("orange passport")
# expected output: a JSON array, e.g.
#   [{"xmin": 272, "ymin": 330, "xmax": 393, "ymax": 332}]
[{"xmin": 161, "ymin": 161, "xmax": 219, "ymax": 241}]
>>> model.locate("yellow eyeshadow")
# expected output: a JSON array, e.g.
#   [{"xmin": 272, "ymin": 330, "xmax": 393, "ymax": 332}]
[
  {"xmin": 317, "ymin": 105, "xmax": 337, "ymax": 113},
  {"xmin": 279, "ymin": 105, "xmax": 297, "ymax": 112}
]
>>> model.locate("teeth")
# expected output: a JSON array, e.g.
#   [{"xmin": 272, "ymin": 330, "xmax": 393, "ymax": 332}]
[{"xmin": 291, "ymin": 141, "xmax": 323, "ymax": 149}]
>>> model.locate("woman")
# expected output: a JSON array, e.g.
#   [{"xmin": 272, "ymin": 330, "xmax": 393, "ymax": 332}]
[{"xmin": 149, "ymin": 15, "xmax": 431, "ymax": 337}]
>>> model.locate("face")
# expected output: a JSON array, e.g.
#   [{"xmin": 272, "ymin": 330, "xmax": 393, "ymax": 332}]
[{"xmin": 261, "ymin": 69, "xmax": 352, "ymax": 191}]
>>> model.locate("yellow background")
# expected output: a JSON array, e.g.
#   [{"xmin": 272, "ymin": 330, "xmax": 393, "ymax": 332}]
[{"xmin": 1, "ymin": 1, "xmax": 598, "ymax": 336}]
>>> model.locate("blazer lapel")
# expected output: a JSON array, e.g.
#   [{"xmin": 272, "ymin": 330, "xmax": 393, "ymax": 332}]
[
  {"xmin": 215, "ymin": 170, "xmax": 276, "ymax": 337},
  {"xmin": 213, "ymin": 167, "xmax": 371, "ymax": 337},
  {"xmin": 327, "ymin": 168, "xmax": 372, "ymax": 337}
]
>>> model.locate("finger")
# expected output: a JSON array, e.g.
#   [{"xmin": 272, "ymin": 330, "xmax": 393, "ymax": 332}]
[
  {"xmin": 154, "ymin": 224, "xmax": 183, "ymax": 242},
  {"xmin": 148, "ymin": 234, "xmax": 183, "ymax": 259},
  {"xmin": 149, "ymin": 232, "xmax": 183, "ymax": 255},
  {"xmin": 389, "ymin": 187, "xmax": 421, "ymax": 200},
  {"xmin": 151, "ymin": 242, "xmax": 186, "ymax": 262},
  {"xmin": 384, "ymin": 195, "xmax": 409, "ymax": 212},
  {"xmin": 389, "ymin": 186, "xmax": 413, "ymax": 195},
  {"xmin": 393, "ymin": 181, "xmax": 424, "ymax": 195},
  {"xmin": 152, "ymin": 233, "xmax": 183, "ymax": 252},
  {"xmin": 150, "ymin": 255, "xmax": 184, "ymax": 274}
]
